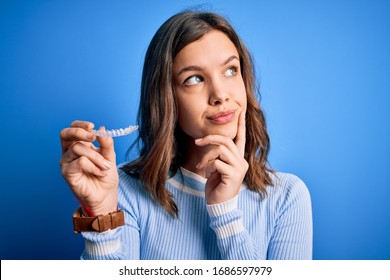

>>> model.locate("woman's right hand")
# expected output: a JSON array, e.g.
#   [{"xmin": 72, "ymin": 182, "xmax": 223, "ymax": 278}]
[{"xmin": 59, "ymin": 120, "xmax": 119, "ymax": 216}]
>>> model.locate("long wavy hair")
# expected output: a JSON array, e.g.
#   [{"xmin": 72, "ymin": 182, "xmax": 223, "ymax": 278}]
[{"xmin": 122, "ymin": 11, "xmax": 273, "ymax": 217}]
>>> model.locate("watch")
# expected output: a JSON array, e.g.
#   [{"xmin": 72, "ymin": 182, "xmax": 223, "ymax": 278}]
[{"xmin": 72, "ymin": 207, "xmax": 125, "ymax": 233}]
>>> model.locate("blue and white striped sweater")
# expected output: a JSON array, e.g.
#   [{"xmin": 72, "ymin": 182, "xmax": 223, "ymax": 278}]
[{"xmin": 81, "ymin": 167, "xmax": 312, "ymax": 259}]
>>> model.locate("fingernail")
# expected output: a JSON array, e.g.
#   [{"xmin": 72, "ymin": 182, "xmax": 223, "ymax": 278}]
[
  {"xmin": 195, "ymin": 138, "xmax": 202, "ymax": 144},
  {"xmin": 102, "ymin": 160, "xmax": 111, "ymax": 169},
  {"xmin": 86, "ymin": 132, "xmax": 95, "ymax": 140},
  {"xmin": 87, "ymin": 123, "xmax": 94, "ymax": 130}
]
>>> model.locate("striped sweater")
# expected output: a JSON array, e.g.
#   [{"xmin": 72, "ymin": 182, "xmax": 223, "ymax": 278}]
[{"xmin": 81, "ymin": 167, "xmax": 312, "ymax": 260}]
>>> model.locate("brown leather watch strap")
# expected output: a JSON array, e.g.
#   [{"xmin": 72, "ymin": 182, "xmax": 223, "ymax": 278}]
[{"xmin": 73, "ymin": 207, "xmax": 125, "ymax": 233}]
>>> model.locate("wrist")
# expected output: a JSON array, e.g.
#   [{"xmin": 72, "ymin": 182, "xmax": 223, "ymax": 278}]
[
  {"xmin": 88, "ymin": 195, "xmax": 118, "ymax": 217},
  {"xmin": 74, "ymin": 197, "xmax": 118, "ymax": 217},
  {"xmin": 90, "ymin": 203, "xmax": 118, "ymax": 217},
  {"xmin": 80, "ymin": 206, "xmax": 93, "ymax": 217},
  {"xmin": 73, "ymin": 207, "xmax": 125, "ymax": 233}
]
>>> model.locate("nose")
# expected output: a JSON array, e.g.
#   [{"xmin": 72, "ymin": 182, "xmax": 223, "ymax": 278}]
[{"xmin": 209, "ymin": 78, "xmax": 230, "ymax": 105}]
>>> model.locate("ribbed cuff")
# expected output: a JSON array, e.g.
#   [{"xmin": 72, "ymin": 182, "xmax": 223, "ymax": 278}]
[
  {"xmin": 206, "ymin": 195, "xmax": 239, "ymax": 217},
  {"xmin": 213, "ymin": 218, "xmax": 245, "ymax": 239},
  {"xmin": 85, "ymin": 238, "xmax": 120, "ymax": 256},
  {"xmin": 206, "ymin": 195, "xmax": 244, "ymax": 239},
  {"xmin": 82, "ymin": 228, "xmax": 121, "ymax": 257}
]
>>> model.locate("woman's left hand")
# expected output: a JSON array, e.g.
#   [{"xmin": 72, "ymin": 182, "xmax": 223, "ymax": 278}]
[{"xmin": 195, "ymin": 112, "xmax": 248, "ymax": 205}]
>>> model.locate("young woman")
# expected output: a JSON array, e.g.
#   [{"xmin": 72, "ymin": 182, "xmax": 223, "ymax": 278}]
[{"xmin": 60, "ymin": 10, "xmax": 312, "ymax": 260}]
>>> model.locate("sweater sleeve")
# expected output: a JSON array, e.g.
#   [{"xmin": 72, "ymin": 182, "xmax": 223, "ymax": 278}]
[
  {"xmin": 206, "ymin": 196, "xmax": 261, "ymax": 259},
  {"xmin": 206, "ymin": 174, "xmax": 313, "ymax": 260},
  {"xmin": 266, "ymin": 175, "xmax": 313, "ymax": 259},
  {"xmin": 79, "ymin": 169, "xmax": 141, "ymax": 260}
]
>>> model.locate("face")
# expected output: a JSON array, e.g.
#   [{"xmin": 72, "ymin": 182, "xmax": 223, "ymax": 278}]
[{"xmin": 173, "ymin": 30, "xmax": 247, "ymax": 140}]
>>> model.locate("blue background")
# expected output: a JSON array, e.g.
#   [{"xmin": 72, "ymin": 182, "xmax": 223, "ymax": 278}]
[{"xmin": 1, "ymin": 0, "xmax": 389, "ymax": 259}]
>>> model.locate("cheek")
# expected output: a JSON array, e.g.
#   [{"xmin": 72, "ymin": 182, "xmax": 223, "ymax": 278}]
[
  {"xmin": 241, "ymin": 94, "xmax": 248, "ymax": 112},
  {"xmin": 177, "ymin": 102, "xmax": 210, "ymax": 140},
  {"xmin": 235, "ymin": 83, "xmax": 247, "ymax": 111},
  {"xmin": 177, "ymin": 99, "xmax": 201, "ymax": 130},
  {"xmin": 231, "ymin": 75, "xmax": 247, "ymax": 102},
  {"xmin": 177, "ymin": 113, "xmax": 203, "ymax": 140},
  {"xmin": 176, "ymin": 89, "xmax": 206, "ymax": 121}
]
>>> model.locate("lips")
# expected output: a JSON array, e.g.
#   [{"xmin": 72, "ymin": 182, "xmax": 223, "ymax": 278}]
[{"xmin": 207, "ymin": 109, "xmax": 236, "ymax": 124}]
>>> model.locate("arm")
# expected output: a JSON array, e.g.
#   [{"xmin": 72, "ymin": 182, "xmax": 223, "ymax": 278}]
[
  {"xmin": 80, "ymin": 169, "xmax": 142, "ymax": 260},
  {"xmin": 60, "ymin": 121, "xmax": 143, "ymax": 259},
  {"xmin": 267, "ymin": 175, "xmax": 313, "ymax": 259},
  {"xmin": 207, "ymin": 196, "xmax": 261, "ymax": 260},
  {"xmin": 207, "ymin": 175, "xmax": 312, "ymax": 260}
]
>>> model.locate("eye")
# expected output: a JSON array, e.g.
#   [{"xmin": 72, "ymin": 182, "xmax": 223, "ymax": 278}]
[
  {"xmin": 184, "ymin": 75, "xmax": 203, "ymax": 85},
  {"xmin": 224, "ymin": 66, "xmax": 238, "ymax": 77}
]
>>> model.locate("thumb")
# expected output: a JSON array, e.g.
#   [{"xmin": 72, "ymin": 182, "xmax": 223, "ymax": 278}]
[{"xmin": 96, "ymin": 126, "xmax": 116, "ymax": 163}]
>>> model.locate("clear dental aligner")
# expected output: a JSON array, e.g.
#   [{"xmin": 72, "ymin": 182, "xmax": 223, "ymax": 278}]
[{"xmin": 92, "ymin": 125, "xmax": 139, "ymax": 137}]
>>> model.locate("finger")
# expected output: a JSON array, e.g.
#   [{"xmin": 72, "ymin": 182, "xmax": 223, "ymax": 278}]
[
  {"xmin": 196, "ymin": 145, "xmax": 232, "ymax": 169},
  {"xmin": 60, "ymin": 127, "xmax": 96, "ymax": 153},
  {"xmin": 61, "ymin": 141, "xmax": 111, "ymax": 170},
  {"xmin": 235, "ymin": 110, "xmax": 246, "ymax": 156},
  {"xmin": 70, "ymin": 120, "xmax": 95, "ymax": 130},
  {"xmin": 205, "ymin": 159, "xmax": 231, "ymax": 179},
  {"xmin": 64, "ymin": 155, "xmax": 108, "ymax": 178},
  {"xmin": 71, "ymin": 140, "xmax": 99, "ymax": 152},
  {"xmin": 195, "ymin": 135, "xmax": 237, "ymax": 153},
  {"xmin": 96, "ymin": 126, "xmax": 116, "ymax": 163}
]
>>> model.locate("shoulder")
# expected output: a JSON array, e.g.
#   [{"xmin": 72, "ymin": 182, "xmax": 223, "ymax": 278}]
[
  {"xmin": 267, "ymin": 172, "xmax": 312, "ymax": 209},
  {"xmin": 270, "ymin": 172, "xmax": 309, "ymax": 193}
]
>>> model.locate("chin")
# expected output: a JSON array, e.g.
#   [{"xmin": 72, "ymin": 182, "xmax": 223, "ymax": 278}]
[{"xmin": 208, "ymin": 126, "xmax": 237, "ymax": 139}]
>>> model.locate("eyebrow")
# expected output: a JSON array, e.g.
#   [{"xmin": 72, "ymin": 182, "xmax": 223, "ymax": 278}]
[{"xmin": 176, "ymin": 55, "xmax": 240, "ymax": 77}]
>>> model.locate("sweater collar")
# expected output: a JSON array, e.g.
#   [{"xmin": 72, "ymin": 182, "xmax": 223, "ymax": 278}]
[
  {"xmin": 168, "ymin": 167, "xmax": 248, "ymax": 198},
  {"xmin": 179, "ymin": 167, "xmax": 207, "ymax": 184},
  {"xmin": 167, "ymin": 167, "xmax": 207, "ymax": 197}
]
